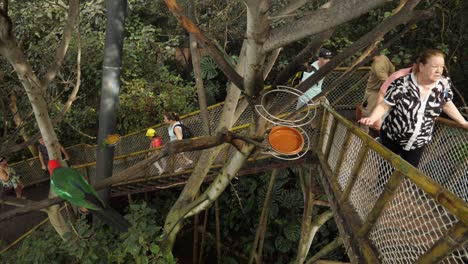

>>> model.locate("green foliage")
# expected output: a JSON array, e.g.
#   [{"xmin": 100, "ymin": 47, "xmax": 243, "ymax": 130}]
[
  {"xmin": 200, "ymin": 56, "xmax": 219, "ymax": 80},
  {"xmin": 1, "ymin": 0, "xmax": 198, "ymax": 150},
  {"xmin": 3, "ymin": 203, "xmax": 176, "ymax": 263},
  {"xmin": 3, "ymin": 224, "xmax": 71, "ymax": 264}
]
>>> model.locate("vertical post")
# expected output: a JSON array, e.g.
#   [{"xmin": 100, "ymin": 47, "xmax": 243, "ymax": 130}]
[
  {"xmin": 317, "ymin": 104, "xmax": 329, "ymax": 154},
  {"xmin": 215, "ymin": 199, "xmax": 222, "ymax": 264},
  {"xmin": 323, "ymin": 119, "xmax": 338, "ymax": 161},
  {"xmin": 94, "ymin": 0, "xmax": 127, "ymax": 202},
  {"xmin": 358, "ymin": 170, "xmax": 404, "ymax": 237},
  {"xmin": 340, "ymin": 145, "xmax": 368, "ymax": 202},
  {"xmin": 198, "ymin": 209, "xmax": 209, "ymax": 264},
  {"xmin": 333, "ymin": 130, "xmax": 351, "ymax": 176},
  {"xmin": 193, "ymin": 208, "xmax": 200, "ymax": 264}
]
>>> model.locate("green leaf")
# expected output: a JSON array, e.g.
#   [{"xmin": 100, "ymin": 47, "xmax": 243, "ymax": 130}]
[
  {"xmin": 275, "ymin": 236, "xmax": 292, "ymax": 253},
  {"xmin": 150, "ymin": 243, "xmax": 160, "ymax": 254},
  {"xmin": 284, "ymin": 223, "xmax": 301, "ymax": 241}
]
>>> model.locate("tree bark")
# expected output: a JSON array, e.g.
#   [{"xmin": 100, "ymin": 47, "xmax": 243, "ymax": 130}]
[
  {"xmin": 188, "ymin": 0, "xmax": 210, "ymax": 135},
  {"xmin": 305, "ymin": 237, "xmax": 344, "ymax": 264},
  {"xmin": 264, "ymin": 0, "xmax": 392, "ymax": 52},
  {"xmin": 8, "ymin": 91, "xmax": 37, "ymax": 156},
  {"xmin": 242, "ymin": 0, "xmax": 270, "ymax": 97}
]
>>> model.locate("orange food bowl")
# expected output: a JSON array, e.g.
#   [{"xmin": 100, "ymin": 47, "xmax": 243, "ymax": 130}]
[{"xmin": 268, "ymin": 126, "xmax": 304, "ymax": 155}]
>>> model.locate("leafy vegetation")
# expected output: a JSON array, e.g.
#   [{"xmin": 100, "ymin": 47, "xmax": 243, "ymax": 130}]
[
  {"xmin": 3, "ymin": 168, "xmax": 344, "ymax": 263},
  {"xmin": 2, "ymin": 203, "xmax": 176, "ymax": 264}
]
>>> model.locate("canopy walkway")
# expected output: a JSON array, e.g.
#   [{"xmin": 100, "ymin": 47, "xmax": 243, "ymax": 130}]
[{"xmin": 3, "ymin": 68, "xmax": 467, "ymax": 263}]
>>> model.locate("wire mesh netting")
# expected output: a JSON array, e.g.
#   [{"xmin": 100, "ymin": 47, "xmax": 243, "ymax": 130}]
[
  {"xmin": 368, "ymin": 179, "xmax": 459, "ymax": 263},
  {"xmin": 319, "ymin": 106, "xmax": 467, "ymax": 263},
  {"xmin": 419, "ymin": 122, "xmax": 468, "ymax": 201},
  {"xmin": 337, "ymin": 134, "xmax": 363, "ymax": 190},
  {"xmin": 348, "ymin": 149, "xmax": 393, "ymax": 220},
  {"xmin": 327, "ymin": 122, "xmax": 347, "ymax": 169}
]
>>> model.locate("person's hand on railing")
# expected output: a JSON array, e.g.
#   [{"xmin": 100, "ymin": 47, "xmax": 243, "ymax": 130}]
[
  {"xmin": 462, "ymin": 120, "xmax": 468, "ymax": 130},
  {"xmin": 358, "ymin": 117, "xmax": 377, "ymax": 127}
]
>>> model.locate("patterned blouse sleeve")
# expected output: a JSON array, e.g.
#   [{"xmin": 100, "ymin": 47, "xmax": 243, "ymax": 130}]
[
  {"xmin": 442, "ymin": 77, "xmax": 454, "ymax": 103},
  {"xmin": 383, "ymin": 77, "xmax": 404, "ymax": 106}
]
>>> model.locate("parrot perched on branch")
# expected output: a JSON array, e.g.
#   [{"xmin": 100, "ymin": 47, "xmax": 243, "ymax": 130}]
[{"xmin": 49, "ymin": 160, "xmax": 131, "ymax": 232}]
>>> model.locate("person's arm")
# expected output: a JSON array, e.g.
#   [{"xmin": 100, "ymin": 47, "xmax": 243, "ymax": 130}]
[
  {"xmin": 374, "ymin": 60, "xmax": 392, "ymax": 81},
  {"xmin": 38, "ymin": 151, "xmax": 46, "ymax": 170},
  {"xmin": 60, "ymin": 145, "xmax": 70, "ymax": 161},
  {"xmin": 174, "ymin": 126, "xmax": 183, "ymax": 140},
  {"xmin": 359, "ymin": 101, "xmax": 391, "ymax": 126},
  {"xmin": 0, "ymin": 168, "xmax": 9, "ymax": 182},
  {"xmin": 442, "ymin": 101, "xmax": 468, "ymax": 129},
  {"xmin": 370, "ymin": 92, "xmax": 386, "ymax": 130}
]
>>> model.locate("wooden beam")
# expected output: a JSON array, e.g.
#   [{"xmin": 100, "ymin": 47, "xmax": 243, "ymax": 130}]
[{"xmin": 317, "ymin": 150, "xmax": 381, "ymax": 263}]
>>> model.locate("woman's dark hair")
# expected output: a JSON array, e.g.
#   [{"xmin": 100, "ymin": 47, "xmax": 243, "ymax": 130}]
[
  {"xmin": 164, "ymin": 111, "xmax": 180, "ymax": 121},
  {"xmin": 0, "ymin": 157, "xmax": 6, "ymax": 162},
  {"xmin": 414, "ymin": 49, "xmax": 445, "ymax": 72}
]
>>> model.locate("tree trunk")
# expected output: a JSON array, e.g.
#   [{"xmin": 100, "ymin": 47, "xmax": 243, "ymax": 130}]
[
  {"xmin": 8, "ymin": 91, "xmax": 37, "ymax": 156},
  {"xmin": 0, "ymin": 41, "xmax": 70, "ymax": 238},
  {"xmin": 0, "ymin": 0, "xmax": 80, "ymax": 239}
]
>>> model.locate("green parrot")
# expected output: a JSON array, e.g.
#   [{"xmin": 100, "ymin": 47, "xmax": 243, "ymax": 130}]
[{"xmin": 49, "ymin": 159, "xmax": 130, "ymax": 232}]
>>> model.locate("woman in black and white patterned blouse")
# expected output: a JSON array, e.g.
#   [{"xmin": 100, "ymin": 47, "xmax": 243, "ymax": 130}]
[{"xmin": 359, "ymin": 49, "xmax": 468, "ymax": 167}]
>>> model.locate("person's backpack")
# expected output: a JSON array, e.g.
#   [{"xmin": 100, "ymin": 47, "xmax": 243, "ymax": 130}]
[{"xmin": 174, "ymin": 123, "xmax": 194, "ymax": 139}]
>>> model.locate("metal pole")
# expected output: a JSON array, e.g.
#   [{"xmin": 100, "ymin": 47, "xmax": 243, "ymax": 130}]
[{"xmin": 94, "ymin": 0, "xmax": 127, "ymax": 202}]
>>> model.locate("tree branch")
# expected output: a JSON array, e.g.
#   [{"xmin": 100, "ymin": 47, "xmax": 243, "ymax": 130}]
[
  {"xmin": 164, "ymin": 0, "xmax": 244, "ymax": 91},
  {"xmin": 262, "ymin": 47, "xmax": 282, "ymax": 80},
  {"xmin": 272, "ymin": 30, "xmax": 333, "ymax": 87},
  {"xmin": 40, "ymin": 0, "xmax": 79, "ymax": 89},
  {"xmin": 264, "ymin": 0, "xmax": 392, "ymax": 52},
  {"xmin": 242, "ymin": 0, "xmax": 270, "ymax": 97},
  {"xmin": 272, "ymin": 0, "xmax": 308, "ymax": 19},
  {"xmin": 305, "ymin": 237, "xmax": 344, "ymax": 264},
  {"xmin": 0, "ymin": 0, "xmax": 13, "ymax": 44}
]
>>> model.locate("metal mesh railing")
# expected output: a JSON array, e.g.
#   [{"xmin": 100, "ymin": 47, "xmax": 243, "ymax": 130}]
[
  {"xmin": 419, "ymin": 121, "xmax": 468, "ymax": 200},
  {"xmin": 11, "ymin": 68, "xmax": 369, "ymax": 187},
  {"xmin": 318, "ymin": 104, "xmax": 467, "ymax": 263},
  {"xmin": 369, "ymin": 178, "xmax": 459, "ymax": 263}
]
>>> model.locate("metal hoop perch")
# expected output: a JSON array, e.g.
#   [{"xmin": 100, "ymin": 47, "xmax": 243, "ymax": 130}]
[{"xmin": 254, "ymin": 85, "xmax": 318, "ymax": 127}]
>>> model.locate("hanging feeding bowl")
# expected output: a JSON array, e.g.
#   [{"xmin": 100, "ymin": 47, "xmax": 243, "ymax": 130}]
[
  {"xmin": 267, "ymin": 126, "xmax": 310, "ymax": 160},
  {"xmin": 269, "ymin": 126, "xmax": 304, "ymax": 155}
]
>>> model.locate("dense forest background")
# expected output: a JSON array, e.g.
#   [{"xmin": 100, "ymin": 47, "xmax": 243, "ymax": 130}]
[{"xmin": 1, "ymin": 0, "xmax": 467, "ymax": 263}]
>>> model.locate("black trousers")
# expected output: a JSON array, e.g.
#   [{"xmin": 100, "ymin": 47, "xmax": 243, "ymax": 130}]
[{"xmin": 380, "ymin": 132, "xmax": 426, "ymax": 168}]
